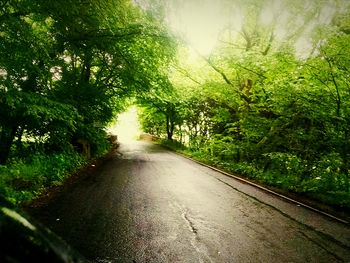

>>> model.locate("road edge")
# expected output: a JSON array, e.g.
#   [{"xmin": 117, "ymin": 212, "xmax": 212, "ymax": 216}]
[{"xmin": 171, "ymin": 150, "xmax": 349, "ymax": 225}]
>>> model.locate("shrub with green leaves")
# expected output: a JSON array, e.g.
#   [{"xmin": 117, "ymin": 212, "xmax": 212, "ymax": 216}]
[{"xmin": 0, "ymin": 151, "xmax": 86, "ymax": 205}]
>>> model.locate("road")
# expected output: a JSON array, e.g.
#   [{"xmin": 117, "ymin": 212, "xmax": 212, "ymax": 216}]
[{"xmin": 29, "ymin": 141, "xmax": 350, "ymax": 263}]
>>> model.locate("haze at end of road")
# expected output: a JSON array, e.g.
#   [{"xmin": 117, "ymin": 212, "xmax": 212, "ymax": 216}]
[{"xmin": 108, "ymin": 107, "xmax": 141, "ymax": 143}]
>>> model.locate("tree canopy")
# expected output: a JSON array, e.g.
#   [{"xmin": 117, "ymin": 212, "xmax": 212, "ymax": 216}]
[
  {"xmin": 0, "ymin": 0, "xmax": 174, "ymax": 164},
  {"xmin": 137, "ymin": 0, "xmax": 350, "ymax": 207},
  {"xmin": 1, "ymin": 0, "xmax": 350, "ymax": 207}
]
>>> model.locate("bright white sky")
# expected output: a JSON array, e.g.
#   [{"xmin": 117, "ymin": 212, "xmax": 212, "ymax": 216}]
[
  {"xmin": 164, "ymin": 0, "xmax": 342, "ymax": 58},
  {"xmin": 108, "ymin": 106, "xmax": 141, "ymax": 142},
  {"xmin": 166, "ymin": 0, "xmax": 227, "ymax": 55}
]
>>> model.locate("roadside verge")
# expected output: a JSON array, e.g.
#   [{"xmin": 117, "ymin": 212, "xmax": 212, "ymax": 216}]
[{"xmin": 156, "ymin": 140, "xmax": 350, "ymax": 225}]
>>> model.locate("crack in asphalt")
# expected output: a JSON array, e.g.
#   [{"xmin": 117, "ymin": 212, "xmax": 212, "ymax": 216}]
[
  {"xmin": 181, "ymin": 210, "xmax": 208, "ymax": 262},
  {"xmin": 183, "ymin": 212, "xmax": 198, "ymax": 234},
  {"xmin": 172, "ymin": 201, "xmax": 199, "ymax": 236},
  {"xmin": 215, "ymin": 178, "xmax": 350, "ymax": 252},
  {"xmin": 171, "ymin": 201, "xmax": 214, "ymax": 263}
]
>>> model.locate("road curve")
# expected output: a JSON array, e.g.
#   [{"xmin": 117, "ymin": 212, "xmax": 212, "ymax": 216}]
[{"xmin": 29, "ymin": 141, "xmax": 350, "ymax": 263}]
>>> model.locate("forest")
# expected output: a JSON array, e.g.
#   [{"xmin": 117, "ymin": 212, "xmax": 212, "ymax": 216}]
[
  {"xmin": 0, "ymin": 0, "xmax": 350, "ymax": 209},
  {"xmin": 138, "ymin": 0, "xmax": 350, "ymax": 208},
  {"xmin": 0, "ymin": 0, "xmax": 174, "ymax": 203}
]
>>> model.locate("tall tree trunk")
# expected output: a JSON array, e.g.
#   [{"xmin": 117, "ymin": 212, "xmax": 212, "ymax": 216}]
[
  {"xmin": 81, "ymin": 52, "xmax": 92, "ymax": 83},
  {"xmin": 0, "ymin": 125, "xmax": 18, "ymax": 164},
  {"xmin": 170, "ymin": 116, "xmax": 175, "ymax": 140},
  {"xmin": 16, "ymin": 126, "xmax": 24, "ymax": 154},
  {"xmin": 166, "ymin": 115, "xmax": 173, "ymax": 140},
  {"xmin": 165, "ymin": 106, "xmax": 175, "ymax": 141}
]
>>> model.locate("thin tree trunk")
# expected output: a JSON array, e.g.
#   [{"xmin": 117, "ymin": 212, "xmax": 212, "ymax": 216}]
[
  {"xmin": 166, "ymin": 115, "xmax": 172, "ymax": 140},
  {"xmin": 16, "ymin": 126, "xmax": 24, "ymax": 153},
  {"xmin": 0, "ymin": 125, "xmax": 18, "ymax": 164}
]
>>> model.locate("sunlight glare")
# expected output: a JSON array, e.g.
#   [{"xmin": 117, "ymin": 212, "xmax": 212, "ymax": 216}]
[
  {"xmin": 108, "ymin": 106, "xmax": 141, "ymax": 143},
  {"xmin": 167, "ymin": 0, "xmax": 226, "ymax": 56}
]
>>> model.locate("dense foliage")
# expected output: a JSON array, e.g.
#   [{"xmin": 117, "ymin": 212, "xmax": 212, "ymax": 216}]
[
  {"xmin": 0, "ymin": 0, "xmax": 174, "ymax": 203},
  {"xmin": 1, "ymin": 0, "xmax": 349, "ymax": 208},
  {"xmin": 139, "ymin": 0, "xmax": 350, "ymax": 207}
]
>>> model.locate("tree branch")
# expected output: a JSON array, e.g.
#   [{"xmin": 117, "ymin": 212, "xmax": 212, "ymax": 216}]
[
  {"xmin": 170, "ymin": 64, "xmax": 202, "ymax": 85},
  {"xmin": 232, "ymin": 62, "xmax": 267, "ymax": 79},
  {"xmin": 262, "ymin": 31, "xmax": 274, "ymax": 56},
  {"xmin": 202, "ymin": 56, "xmax": 252, "ymax": 104},
  {"xmin": 325, "ymin": 55, "xmax": 341, "ymax": 117}
]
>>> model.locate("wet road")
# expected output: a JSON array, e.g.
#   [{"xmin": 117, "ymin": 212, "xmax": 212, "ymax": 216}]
[{"xmin": 29, "ymin": 141, "xmax": 350, "ymax": 262}]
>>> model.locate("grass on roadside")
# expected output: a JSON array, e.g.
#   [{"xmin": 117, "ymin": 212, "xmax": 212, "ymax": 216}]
[{"xmin": 0, "ymin": 151, "xmax": 87, "ymax": 205}]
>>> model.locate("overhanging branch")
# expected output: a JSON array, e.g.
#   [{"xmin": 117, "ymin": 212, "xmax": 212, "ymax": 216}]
[
  {"xmin": 202, "ymin": 56, "xmax": 252, "ymax": 104},
  {"xmin": 170, "ymin": 64, "xmax": 202, "ymax": 85}
]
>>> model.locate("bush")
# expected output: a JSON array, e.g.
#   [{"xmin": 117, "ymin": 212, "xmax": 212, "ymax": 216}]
[
  {"xmin": 0, "ymin": 151, "xmax": 86, "ymax": 205},
  {"xmin": 262, "ymin": 152, "xmax": 304, "ymax": 176},
  {"xmin": 308, "ymin": 153, "xmax": 348, "ymax": 192},
  {"xmin": 158, "ymin": 139, "xmax": 186, "ymax": 151},
  {"xmin": 205, "ymin": 137, "xmax": 240, "ymax": 162}
]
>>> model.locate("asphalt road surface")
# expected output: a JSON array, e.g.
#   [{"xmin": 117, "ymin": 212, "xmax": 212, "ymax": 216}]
[{"xmin": 29, "ymin": 141, "xmax": 350, "ymax": 263}]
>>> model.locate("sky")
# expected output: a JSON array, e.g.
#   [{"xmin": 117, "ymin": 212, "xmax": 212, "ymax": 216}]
[
  {"xmin": 163, "ymin": 0, "xmax": 345, "ymax": 58},
  {"xmin": 166, "ymin": 0, "xmax": 227, "ymax": 55},
  {"xmin": 108, "ymin": 106, "xmax": 141, "ymax": 142}
]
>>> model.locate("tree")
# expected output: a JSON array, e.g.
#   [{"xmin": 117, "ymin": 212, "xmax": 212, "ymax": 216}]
[
  {"xmin": 0, "ymin": 0, "xmax": 175, "ymax": 163},
  {"xmin": 137, "ymin": 75, "xmax": 182, "ymax": 141},
  {"xmin": 138, "ymin": 0, "xmax": 350, "ymax": 202},
  {"xmin": 0, "ymin": 0, "xmax": 79, "ymax": 163}
]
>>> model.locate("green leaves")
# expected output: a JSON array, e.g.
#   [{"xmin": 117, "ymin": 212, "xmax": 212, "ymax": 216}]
[
  {"xmin": 0, "ymin": 0, "xmax": 176, "ymax": 164},
  {"xmin": 0, "ymin": 151, "xmax": 87, "ymax": 205},
  {"xmin": 136, "ymin": 0, "xmax": 350, "ymax": 207}
]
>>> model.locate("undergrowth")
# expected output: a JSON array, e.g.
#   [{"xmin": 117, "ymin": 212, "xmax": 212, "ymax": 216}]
[
  {"xmin": 0, "ymin": 131, "xmax": 114, "ymax": 205},
  {"xmin": 0, "ymin": 151, "xmax": 87, "ymax": 205}
]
